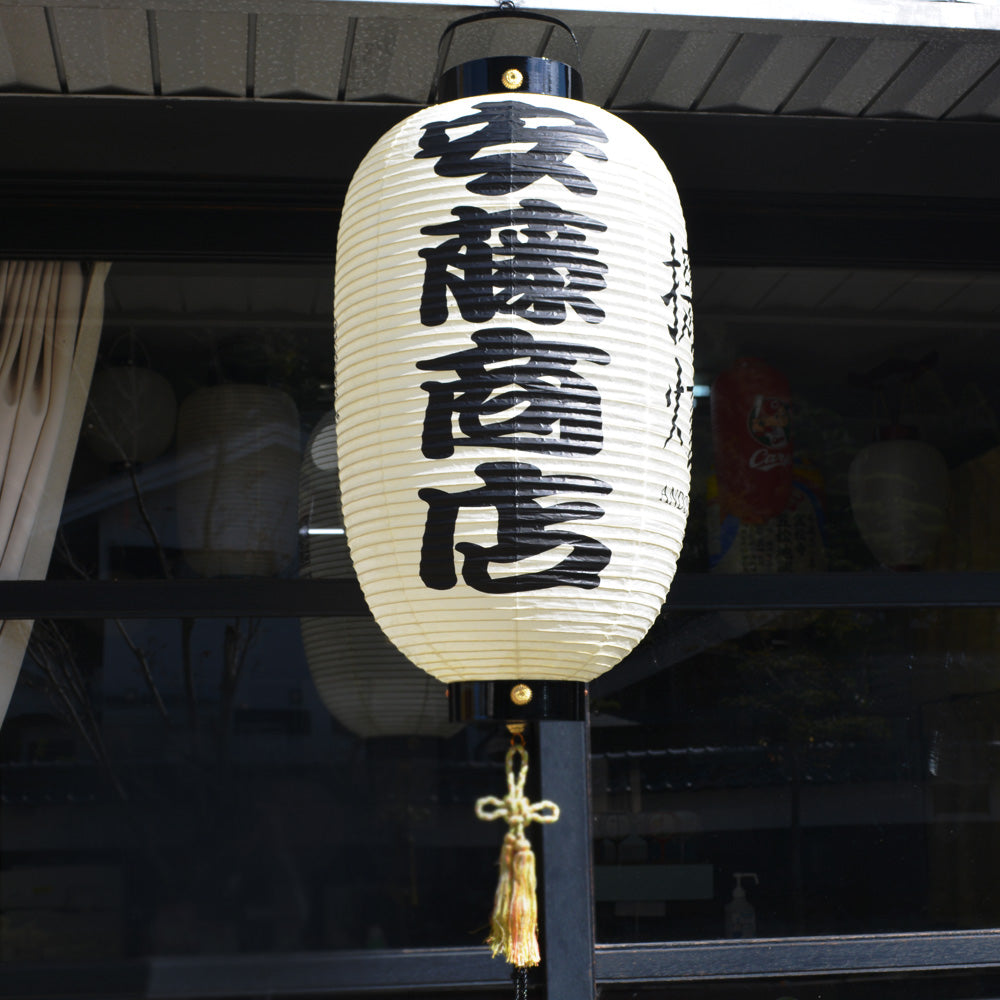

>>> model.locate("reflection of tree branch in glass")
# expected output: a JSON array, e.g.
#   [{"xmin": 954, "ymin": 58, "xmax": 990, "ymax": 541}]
[
  {"xmin": 722, "ymin": 613, "xmax": 889, "ymax": 933},
  {"xmin": 25, "ymin": 619, "xmax": 127, "ymax": 801}
]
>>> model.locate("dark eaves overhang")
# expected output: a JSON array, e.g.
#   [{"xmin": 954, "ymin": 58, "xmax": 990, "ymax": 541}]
[{"xmin": 2, "ymin": 0, "xmax": 1000, "ymax": 266}]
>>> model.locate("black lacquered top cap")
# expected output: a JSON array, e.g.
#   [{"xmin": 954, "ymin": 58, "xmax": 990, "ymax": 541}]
[
  {"xmin": 431, "ymin": 9, "xmax": 583, "ymax": 103},
  {"xmin": 437, "ymin": 55, "xmax": 582, "ymax": 102}
]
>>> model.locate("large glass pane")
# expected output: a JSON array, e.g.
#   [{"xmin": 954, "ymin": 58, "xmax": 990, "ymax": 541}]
[
  {"xmin": 588, "ymin": 263, "xmax": 1000, "ymax": 944},
  {"xmin": 50, "ymin": 263, "xmax": 1000, "ymax": 583},
  {"xmin": 591, "ymin": 606, "xmax": 1000, "ymax": 941},
  {"xmin": 598, "ymin": 971, "xmax": 1000, "ymax": 1000},
  {"xmin": 0, "ymin": 260, "xmax": 510, "ymax": 966},
  {"xmin": 56, "ymin": 263, "xmax": 334, "ymax": 583},
  {"xmin": 685, "ymin": 267, "xmax": 1000, "ymax": 574},
  {"xmin": 1, "ymin": 616, "xmax": 499, "ymax": 961},
  {"xmin": 7, "ymin": 258, "xmax": 1000, "ymax": 967}
]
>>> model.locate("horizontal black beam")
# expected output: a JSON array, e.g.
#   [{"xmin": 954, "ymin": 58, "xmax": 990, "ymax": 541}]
[
  {"xmin": 148, "ymin": 948, "xmax": 508, "ymax": 997},
  {"xmin": 0, "ymin": 578, "xmax": 368, "ymax": 619},
  {"xmin": 666, "ymin": 571, "xmax": 1000, "ymax": 610},
  {"xmin": 0, "ymin": 572, "xmax": 997, "ymax": 620},
  {"xmin": 2, "ymin": 932, "xmax": 998, "ymax": 999},
  {"xmin": 4, "ymin": 96, "xmax": 998, "ymax": 202},
  {"xmin": 595, "ymin": 930, "xmax": 1000, "ymax": 982},
  {"xmin": 0, "ymin": 180, "xmax": 344, "ymax": 263},
  {"xmin": 0, "ymin": 948, "xmax": 509, "ymax": 999},
  {"xmin": 3, "ymin": 181, "xmax": 998, "ymax": 270},
  {"xmin": 2, "ymin": 97, "xmax": 1000, "ymax": 267}
]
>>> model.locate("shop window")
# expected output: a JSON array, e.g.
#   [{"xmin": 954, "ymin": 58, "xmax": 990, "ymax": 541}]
[
  {"xmin": 591, "ymin": 264, "xmax": 1000, "ymax": 944},
  {"xmin": 1, "ymin": 258, "xmax": 998, "ymax": 995}
]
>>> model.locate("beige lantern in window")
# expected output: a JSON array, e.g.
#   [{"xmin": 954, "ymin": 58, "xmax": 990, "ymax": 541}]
[
  {"xmin": 298, "ymin": 411, "xmax": 454, "ymax": 739},
  {"xmin": 83, "ymin": 364, "xmax": 177, "ymax": 465},
  {"xmin": 176, "ymin": 383, "xmax": 300, "ymax": 577}
]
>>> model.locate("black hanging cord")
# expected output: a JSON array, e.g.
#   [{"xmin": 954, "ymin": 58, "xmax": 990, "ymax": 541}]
[
  {"xmin": 513, "ymin": 966, "xmax": 529, "ymax": 1000},
  {"xmin": 438, "ymin": 6, "xmax": 580, "ymax": 61}
]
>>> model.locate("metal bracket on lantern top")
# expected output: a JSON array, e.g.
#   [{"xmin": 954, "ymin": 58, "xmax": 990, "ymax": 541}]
[
  {"xmin": 447, "ymin": 680, "xmax": 587, "ymax": 723},
  {"xmin": 430, "ymin": 9, "xmax": 583, "ymax": 103}
]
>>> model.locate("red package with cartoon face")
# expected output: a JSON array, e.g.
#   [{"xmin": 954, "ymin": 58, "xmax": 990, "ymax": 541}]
[{"xmin": 711, "ymin": 358, "xmax": 793, "ymax": 523}]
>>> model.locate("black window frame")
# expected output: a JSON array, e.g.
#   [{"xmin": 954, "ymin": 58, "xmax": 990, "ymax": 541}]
[{"xmin": 2, "ymin": 95, "xmax": 1000, "ymax": 999}]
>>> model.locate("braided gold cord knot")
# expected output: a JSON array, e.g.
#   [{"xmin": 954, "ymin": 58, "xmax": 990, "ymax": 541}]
[{"xmin": 475, "ymin": 744, "xmax": 559, "ymax": 967}]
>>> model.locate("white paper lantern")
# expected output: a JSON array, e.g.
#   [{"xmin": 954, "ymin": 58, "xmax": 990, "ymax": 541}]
[
  {"xmin": 335, "ymin": 89, "xmax": 693, "ymax": 686},
  {"xmin": 299, "ymin": 412, "xmax": 453, "ymax": 738},
  {"xmin": 83, "ymin": 365, "xmax": 177, "ymax": 464},
  {"xmin": 177, "ymin": 383, "xmax": 300, "ymax": 577},
  {"xmin": 849, "ymin": 437, "xmax": 950, "ymax": 570}
]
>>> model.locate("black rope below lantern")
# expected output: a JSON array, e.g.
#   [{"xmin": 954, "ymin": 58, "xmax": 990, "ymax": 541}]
[{"xmin": 513, "ymin": 966, "xmax": 529, "ymax": 1000}]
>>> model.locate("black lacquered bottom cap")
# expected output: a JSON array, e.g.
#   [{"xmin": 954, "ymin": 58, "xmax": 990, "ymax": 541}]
[{"xmin": 448, "ymin": 680, "xmax": 587, "ymax": 723}]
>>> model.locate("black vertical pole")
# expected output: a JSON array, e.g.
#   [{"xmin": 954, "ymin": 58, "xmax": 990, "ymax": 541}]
[{"xmin": 538, "ymin": 719, "xmax": 595, "ymax": 999}]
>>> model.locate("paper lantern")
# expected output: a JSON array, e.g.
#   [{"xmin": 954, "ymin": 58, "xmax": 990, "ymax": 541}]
[
  {"xmin": 849, "ymin": 432, "xmax": 949, "ymax": 570},
  {"xmin": 176, "ymin": 383, "xmax": 300, "ymax": 576},
  {"xmin": 335, "ymin": 12, "xmax": 695, "ymax": 971},
  {"xmin": 83, "ymin": 365, "xmax": 177, "ymax": 464},
  {"xmin": 298, "ymin": 411, "xmax": 453, "ymax": 738},
  {"xmin": 334, "ymin": 21, "xmax": 693, "ymax": 710}
]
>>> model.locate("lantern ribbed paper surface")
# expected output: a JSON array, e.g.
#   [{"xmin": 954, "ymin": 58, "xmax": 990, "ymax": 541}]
[
  {"xmin": 299, "ymin": 412, "xmax": 453, "ymax": 738},
  {"xmin": 335, "ymin": 93, "xmax": 693, "ymax": 684}
]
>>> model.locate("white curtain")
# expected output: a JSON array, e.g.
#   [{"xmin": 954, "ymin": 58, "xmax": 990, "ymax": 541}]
[{"xmin": 0, "ymin": 260, "xmax": 111, "ymax": 724}]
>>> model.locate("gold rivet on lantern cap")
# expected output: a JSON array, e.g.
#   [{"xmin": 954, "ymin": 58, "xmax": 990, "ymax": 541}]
[
  {"xmin": 502, "ymin": 68, "xmax": 524, "ymax": 90},
  {"xmin": 510, "ymin": 683, "xmax": 533, "ymax": 707}
]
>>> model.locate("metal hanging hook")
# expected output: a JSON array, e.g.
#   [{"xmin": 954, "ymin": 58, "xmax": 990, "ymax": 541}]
[{"xmin": 436, "ymin": 8, "xmax": 580, "ymax": 65}]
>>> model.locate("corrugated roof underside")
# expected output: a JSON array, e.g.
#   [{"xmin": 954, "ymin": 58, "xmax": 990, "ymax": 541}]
[{"xmin": 1, "ymin": 6, "xmax": 999, "ymax": 118}]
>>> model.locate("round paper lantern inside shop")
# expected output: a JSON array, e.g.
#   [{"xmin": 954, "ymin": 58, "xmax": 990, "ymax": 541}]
[
  {"xmin": 83, "ymin": 364, "xmax": 177, "ymax": 465},
  {"xmin": 298, "ymin": 411, "xmax": 453, "ymax": 739},
  {"xmin": 334, "ymin": 10, "xmax": 695, "ymax": 721},
  {"xmin": 849, "ymin": 429, "xmax": 950, "ymax": 570},
  {"xmin": 176, "ymin": 383, "xmax": 300, "ymax": 577}
]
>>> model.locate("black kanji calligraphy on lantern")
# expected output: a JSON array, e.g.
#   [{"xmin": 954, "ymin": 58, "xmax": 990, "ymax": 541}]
[
  {"xmin": 419, "ymin": 200, "xmax": 608, "ymax": 327},
  {"xmin": 417, "ymin": 99, "xmax": 609, "ymax": 197},
  {"xmin": 663, "ymin": 357, "xmax": 690, "ymax": 449},
  {"xmin": 662, "ymin": 234, "xmax": 693, "ymax": 346},
  {"xmin": 418, "ymin": 461, "xmax": 612, "ymax": 593},
  {"xmin": 417, "ymin": 327, "xmax": 610, "ymax": 459},
  {"xmin": 334, "ymin": 90, "xmax": 693, "ymax": 686}
]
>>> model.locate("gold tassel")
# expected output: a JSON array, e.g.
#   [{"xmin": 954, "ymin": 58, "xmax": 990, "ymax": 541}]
[
  {"xmin": 487, "ymin": 831, "xmax": 517, "ymax": 958},
  {"xmin": 506, "ymin": 834, "xmax": 540, "ymax": 968},
  {"xmin": 476, "ymin": 742, "xmax": 559, "ymax": 968}
]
